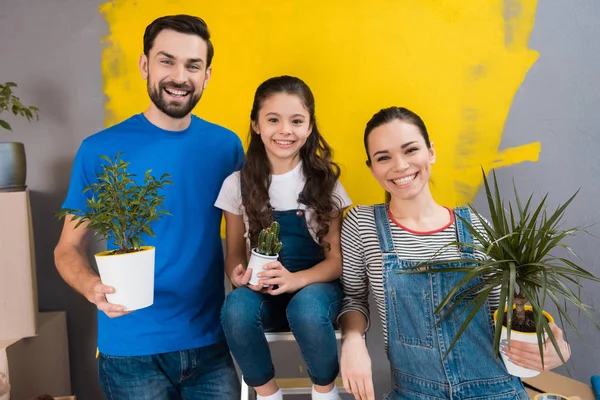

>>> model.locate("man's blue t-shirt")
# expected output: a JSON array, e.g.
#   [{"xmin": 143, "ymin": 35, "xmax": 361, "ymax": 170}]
[{"xmin": 62, "ymin": 113, "xmax": 244, "ymax": 356}]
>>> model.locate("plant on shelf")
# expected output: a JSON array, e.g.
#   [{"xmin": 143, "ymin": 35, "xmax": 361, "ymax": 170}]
[
  {"xmin": 0, "ymin": 82, "xmax": 40, "ymax": 192},
  {"xmin": 0, "ymin": 82, "xmax": 39, "ymax": 131}
]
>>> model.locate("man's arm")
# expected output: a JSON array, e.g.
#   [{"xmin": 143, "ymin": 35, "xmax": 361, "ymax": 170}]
[{"xmin": 54, "ymin": 215, "xmax": 129, "ymax": 318}]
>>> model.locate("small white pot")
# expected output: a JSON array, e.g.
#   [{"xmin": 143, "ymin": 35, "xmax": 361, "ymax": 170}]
[
  {"xmin": 247, "ymin": 249, "xmax": 278, "ymax": 286},
  {"xmin": 494, "ymin": 306, "xmax": 554, "ymax": 378},
  {"xmin": 94, "ymin": 246, "xmax": 155, "ymax": 311}
]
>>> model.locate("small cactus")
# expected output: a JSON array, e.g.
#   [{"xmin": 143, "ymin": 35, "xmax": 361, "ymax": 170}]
[{"xmin": 256, "ymin": 221, "xmax": 283, "ymax": 256}]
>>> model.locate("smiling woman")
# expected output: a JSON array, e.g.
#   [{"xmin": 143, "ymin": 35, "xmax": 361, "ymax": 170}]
[
  {"xmin": 337, "ymin": 106, "xmax": 570, "ymax": 400},
  {"xmin": 365, "ymin": 108, "xmax": 435, "ymax": 205}
]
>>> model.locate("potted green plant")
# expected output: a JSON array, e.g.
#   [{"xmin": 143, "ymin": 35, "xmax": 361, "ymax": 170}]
[
  {"xmin": 247, "ymin": 221, "xmax": 283, "ymax": 286},
  {"xmin": 58, "ymin": 153, "xmax": 172, "ymax": 311},
  {"xmin": 0, "ymin": 82, "xmax": 39, "ymax": 192},
  {"xmin": 417, "ymin": 169, "xmax": 600, "ymax": 377}
]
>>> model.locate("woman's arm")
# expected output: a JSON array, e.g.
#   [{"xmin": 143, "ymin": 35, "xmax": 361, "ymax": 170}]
[{"xmin": 338, "ymin": 207, "xmax": 374, "ymax": 400}]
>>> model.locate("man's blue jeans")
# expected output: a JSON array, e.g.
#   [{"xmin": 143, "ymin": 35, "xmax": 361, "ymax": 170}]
[
  {"xmin": 221, "ymin": 281, "xmax": 343, "ymax": 387},
  {"xmin": 98, "ymin": 340, "xmax": 240, "ymax": 399}
]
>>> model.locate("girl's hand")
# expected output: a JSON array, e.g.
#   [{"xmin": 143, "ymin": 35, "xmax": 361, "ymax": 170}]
[
  {"xmin": 258, "ymin": 261, "xmax": 300, "ymax": 295},
  {"xmin": 341, "ymin": 334, "xmax": 375, "ymax": 400},
  {"xmin": 230, "ymin": 264, "xmax": 267, "ymax": 293},
  {"xmin": 230, "ymin": 264, "xmax": 252, "ymax": 288},
  {"xmin": 501, "ymin": 322, "xmax": 571, "ymax": 371}
]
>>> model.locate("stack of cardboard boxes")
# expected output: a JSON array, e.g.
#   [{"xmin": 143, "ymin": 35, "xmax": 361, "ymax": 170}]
[{"xmin": 0, "ymin": 191, "xmax": 73, "ymax": 399}]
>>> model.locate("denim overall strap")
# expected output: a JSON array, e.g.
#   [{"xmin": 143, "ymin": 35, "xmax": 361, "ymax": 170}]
[
  {"xmin": 273, "ymin": 209, "xmax": 325, "ymax": 273},
  {"xmin": 374, "ymin": 204, "xmax": 394, "ymax": 253},
  {"xmin": 454, "ymin": 206, "xmax": 474, "ymax": 260},
  {"xmin": 240, "ymin": 175, "xmax": 324, "ymax": 273}
]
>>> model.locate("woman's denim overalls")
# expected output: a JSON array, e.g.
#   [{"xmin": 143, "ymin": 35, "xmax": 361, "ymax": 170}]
[{"xmin": 374, "ymin": 204, "xmax": 528, "ymax": 400}]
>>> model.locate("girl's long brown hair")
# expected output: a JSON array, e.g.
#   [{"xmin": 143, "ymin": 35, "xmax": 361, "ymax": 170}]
[{"xmin": 241, "ymin": 76, "xmax": 342, "ymax": 251}]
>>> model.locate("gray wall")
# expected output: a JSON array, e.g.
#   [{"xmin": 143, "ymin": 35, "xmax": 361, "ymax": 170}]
[
  {"xmin": 485, "ymin": 0, "xmax": 600, "ymax": 383},
  {"xmin": 0, "ymin": 1, "xmax": 598, "ymax": 399}
]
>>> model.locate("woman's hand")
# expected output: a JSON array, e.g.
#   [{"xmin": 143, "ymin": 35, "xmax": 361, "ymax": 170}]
[
  {"xmin": 258, "ymin": 261, "xmax": 301, "ymax": 295},
  {"xmin": 341, "ymin": 334, "xmax": 375, "ymax": 400},
  {"xmin": 501, "ymin": 322, "xmax": 571, "ymax": 371}
]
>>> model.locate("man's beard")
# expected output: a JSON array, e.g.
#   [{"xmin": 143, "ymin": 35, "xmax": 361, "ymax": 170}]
[{"xmin": 148, "ymin": 78, "xmax": 203, "ymax": 119}]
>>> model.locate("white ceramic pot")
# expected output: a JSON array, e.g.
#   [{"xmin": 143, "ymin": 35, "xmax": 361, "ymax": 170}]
[
  {"xmin": 494, "ymin": 305, "xmax": 554, "ymax": 378},
  {"xmin": 94, "ymin": 246, "xmax": 155, "ymax": 311},
  {"xmin": 247, "ymin": 249, "xmax": 278, "ymax": 286}
]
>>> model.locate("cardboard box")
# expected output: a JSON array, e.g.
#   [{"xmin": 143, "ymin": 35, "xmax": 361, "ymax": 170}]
[
  {"xmin": 523, "ymin": 371, "xmax": 595, "ymax": 400},
  {"xmin": 0, "ymin": 190, "xmax": 38, "ymax": 341},
  {"xmin": 2, "ymin": 312, "xmax": 72, "ymax": 400}
]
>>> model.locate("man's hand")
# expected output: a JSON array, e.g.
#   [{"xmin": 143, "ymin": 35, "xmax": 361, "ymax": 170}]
[{"xmin": 88, "ymin": 279, "xmax": 132, "ymax": 318}]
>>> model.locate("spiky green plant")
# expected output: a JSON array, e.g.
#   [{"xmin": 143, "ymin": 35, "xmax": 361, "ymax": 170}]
[
  {"xmin": 57, "ymin": 153, "xmax": 172, "ymax": 254},
  {"xmin": 257, "ymin": 221, "xmax": 283, "ymax": 256},
  {"xmin": 415, "ymin": 168, "xmax": 600, "ymax": 368}
]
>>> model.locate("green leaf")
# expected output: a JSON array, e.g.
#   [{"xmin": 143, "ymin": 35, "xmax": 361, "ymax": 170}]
[{"xmin": 0, "ymin": 119, "xmax": 11, "ymax": 130}]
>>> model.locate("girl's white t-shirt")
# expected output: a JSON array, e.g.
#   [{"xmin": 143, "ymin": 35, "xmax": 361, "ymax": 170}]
[{"xmin": 215, "ymin": 161, "xmax": 352, "ymax": 246}]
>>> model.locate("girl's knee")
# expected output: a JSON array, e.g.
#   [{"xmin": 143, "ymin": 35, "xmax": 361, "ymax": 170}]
[
  {"xmin": 221, "ymin": 287, "xmax": 262, "ymax": 328},
  {"xmin": 287, "ymin": 286, "xmax": 334, "ymax": 322}
]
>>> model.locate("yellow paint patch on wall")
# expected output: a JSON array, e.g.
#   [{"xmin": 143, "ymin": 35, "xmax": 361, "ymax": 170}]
[{"xmin": 100, "ymin": 0, "xmax": 540, "ymax": 207}]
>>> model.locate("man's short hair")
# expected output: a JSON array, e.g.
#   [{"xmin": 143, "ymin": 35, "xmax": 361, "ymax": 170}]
[{"xmin": 143, "ymin": 14, "xmax": 214, "ymax": 67}]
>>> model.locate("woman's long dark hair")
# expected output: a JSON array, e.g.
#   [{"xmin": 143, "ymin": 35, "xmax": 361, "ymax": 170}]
[{"xmin": 241, "ymin": 76, "xmax": 342, "ymax": 251}]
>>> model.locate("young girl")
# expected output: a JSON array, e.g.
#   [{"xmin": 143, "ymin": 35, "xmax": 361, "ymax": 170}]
[
  {"xmin": 216, "ymin": 76, "xmax": 351, "ymax": 400},
  {"xmin": 338, "ymin": 107, "xmax": 571, "ymax": 400}
]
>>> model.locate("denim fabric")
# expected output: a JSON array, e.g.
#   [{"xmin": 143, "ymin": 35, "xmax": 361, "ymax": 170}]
[
  {"xmin": 374, "ymin": 205, "xmax": 529, "ymax": 400},
  {"xmin": 222, "ymin": 207, "xmax": 342, "ymax": 387},
  {"xmin": 268, "ymin": 209, "xmax": 325, "ymax": 273},
  {"xmin": 221, "ymin": 282, "xmax": 343, "ymax": 387},
  {"xmin": 98, "ymin": 341, "xmax": 240, "ymax": 400}
]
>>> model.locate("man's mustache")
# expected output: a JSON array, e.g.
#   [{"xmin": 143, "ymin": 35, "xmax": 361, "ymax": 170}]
[{"xmin": 160, "ymin": 82, "xmax": 193, "ymax": 92}]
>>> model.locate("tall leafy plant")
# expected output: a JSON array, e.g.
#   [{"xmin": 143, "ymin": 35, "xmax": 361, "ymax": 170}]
[
  {"xmin": 58, "ymin": 153, "xmax": 172, "ymax": 254},
  {"xmin": 417, "ymin": 169, "xmax": 600, "ymax": 367},
  {"xmin": 0, "ymin": 82, "xmax": 39, "ymax": 131}
]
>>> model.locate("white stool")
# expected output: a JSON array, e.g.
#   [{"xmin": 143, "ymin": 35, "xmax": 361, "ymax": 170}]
[{"xmin": 240, "ymin": 330, "xmax": 346, "ymax": 400}]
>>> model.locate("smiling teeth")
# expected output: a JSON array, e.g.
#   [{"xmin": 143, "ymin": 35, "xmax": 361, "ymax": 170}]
[
  {"xmin": 165, "ymin": 88, "xmax": 188, "ymax": 96},
  {"xmin": 274, "ymin": 140, "xmax": 294, "ymax": 145},
  {"xmin": 393, "ymin": 174, "xmax": 416, "ymax": 186}
]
